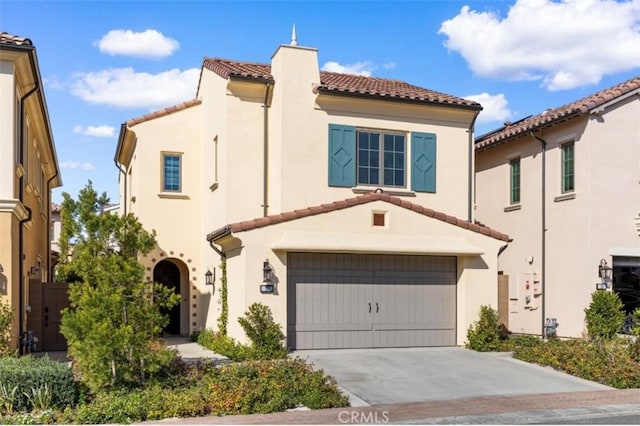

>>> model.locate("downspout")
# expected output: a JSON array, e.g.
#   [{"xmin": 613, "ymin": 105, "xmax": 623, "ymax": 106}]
[
  {"xmin": 468, "ymin": 110, "xmax": 480, "ymax": 223},
  {"xmin": 46, "ymin": 170, "xmax": 58, "ymax": 280},
  {"xmin": 115, "ymin": 123, "xmax": 128, "ymax": 216},
  {"xmin": 530, "ymin": 132, "xmax": 547, "ymax": 339},
  {"xmin": 262, "ymin": 83, "xmax": 272, "ymax": 217},
  {"xmin": 208, "ymin": 240, "xmax": 226, "ymax": 260},
  {"xmin": 114, "ymin": 160, "xmax": 127, "ymax": 216},
  {"xmin": 206, "ymin": 226, "xmax": 231, "ymax": 260},
  {"xmin": 18, "ymin": 83, "xmax": 40, "ymax": 353}
]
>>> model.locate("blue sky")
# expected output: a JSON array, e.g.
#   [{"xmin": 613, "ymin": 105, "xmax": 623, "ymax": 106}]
[{"xmin": 2, "ymin": 0, "xmax": 639, "ymax": 204}]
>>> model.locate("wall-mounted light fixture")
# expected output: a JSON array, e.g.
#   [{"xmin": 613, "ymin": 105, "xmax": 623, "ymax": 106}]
[
  {"xmin": 261, "ymin": 259, "xmax": 274, "ymax": 293},
  {"xmin": 205, "ymin": 269, "xmax": 215, "ymax": 286},
  {"xmin": 597, "ymin": 258, "xmax": 612, "ymax": 290}
]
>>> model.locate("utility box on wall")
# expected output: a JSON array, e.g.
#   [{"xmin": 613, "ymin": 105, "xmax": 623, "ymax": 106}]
[{"xmin": 521, "ymin": 272, "xmax": 540, "ymax": 310}]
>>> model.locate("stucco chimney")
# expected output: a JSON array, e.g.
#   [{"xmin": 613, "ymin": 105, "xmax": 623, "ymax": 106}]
[{"xmin": 270, "ymin": 27, "xmax": 321, "ymax": 92}]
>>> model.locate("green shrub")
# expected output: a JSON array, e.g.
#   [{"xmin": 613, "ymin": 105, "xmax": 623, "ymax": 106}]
[
  {"xmin": 238, "ymin": 303, "xmax": 288, "ymax": 360},
  {"xmin": 498, "ymin": 334, "xmax": 542, "ymax": 352},
  {"xmin": 196, "ymin": 303, "xmax": 288, "ymax": 361},
  {"xmin": 61, "ymin": 358, "xmax": 349, "ymax": 423},
  {"xmin": 196, "ymin": 328, "xmax": 251, "ymax": 361},
  {"xmin": 0, "ymin": 356, "xmax": 78, "ymax": 413},
  {"xmin": 512, "ymin": 338, "xmax": 640, "ymax": 388},
  {"xmin": 0, "ymin": 300, "xmax": 14, "ymax": 357},
  {"xmin": 629, "ymin": 307, "xmax": 640, "ymax": 361},
  {"xmin": 466, "ymin": 305, "xmax": 506, "ymax": 352},
  {"xmin": 584, "ymin": 291, "xmax": 626, "ymax": 341}
]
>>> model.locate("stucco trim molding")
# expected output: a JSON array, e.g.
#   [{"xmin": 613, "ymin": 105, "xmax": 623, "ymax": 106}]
[
  {"xmin": 504, "ymin": 204, "xmax": 522, "ymax": 212},
  {"xmin": 609, "ymin": 247, "xmax": 640, "ymax": 257},
  {"xmin": 157, "ymin": 193, "xmax": 190, "ymax": 200},
  {"xmin": 0, "ymin": 199, "xmax": 29, "ymax": 220},
  {"xmin": 352, "ymin": 187, "xmax": 416, "ymax": 197},
  {"xmin": 554, "ymin": 192, "xmax": 576, "ymax": 203},
  {"xmin": 271, "ymin": 231, "xmax": 485, "ymax": 256}
]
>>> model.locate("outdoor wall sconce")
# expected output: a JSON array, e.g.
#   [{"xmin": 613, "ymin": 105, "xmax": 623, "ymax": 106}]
[
  {"xmin": 261, "ymin": 259, "xmax": 274, "ymax": 293},
  {"xmin": 597, "ymin": 258, "xmax": 612, "ymax": 290},
  {"xmin": 205, "ymin": 269, "xmax": 214, "ymax": 286}
]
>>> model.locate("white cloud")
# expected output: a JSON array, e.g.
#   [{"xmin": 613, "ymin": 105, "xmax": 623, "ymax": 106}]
[
  {"xmin": 43, "ymin": 76, "xmax": 63, "ymax": 91},
  {"xmin": 73, "ymin": 125, "xmax": 116, "ymax": 138},
  {"xmin": 321, "ymin": 61, "xmax": 374, "ymax": 76},
  {"xmin": 95, "ymin": 29, "xmax": 179, "ymax": 59},
  {"xmin": 60, "ymin": 161, "xmax": 95, "ymax": 171},
  {"xmin": 70, "ymin": 67, "xmax": 199, "ymax": 108},
  {"xmin": 383, "ymin": 62, "xmax": 397, "ymax": 70},
  {"xmin": 439, "ymin": 0, "xmax": 640, "ymax": 90},
  {"xmin": 464, "ymin": 93, "xmax": 513, "ymax": 125}
]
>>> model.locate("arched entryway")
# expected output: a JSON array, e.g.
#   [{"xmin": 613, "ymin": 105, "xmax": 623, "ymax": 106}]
[{"xmin": 153, "ymin": 260, "xmax": 182, "ymax": 335}]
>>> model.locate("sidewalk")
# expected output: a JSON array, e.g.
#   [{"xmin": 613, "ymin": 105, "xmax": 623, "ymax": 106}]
[{"xmin": 143, "ymin": 389, "xmax": 640, "ymax": 425}]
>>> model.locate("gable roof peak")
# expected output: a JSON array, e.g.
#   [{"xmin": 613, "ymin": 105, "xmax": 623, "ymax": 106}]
[{"xmin": 207, "ymin": 192, "xmax": 509, "ymax": 242}]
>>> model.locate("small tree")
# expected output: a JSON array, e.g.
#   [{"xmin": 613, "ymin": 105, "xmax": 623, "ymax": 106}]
[
  {"xmin": 0, "ymin": 299, "xmax": 14, "ymax": 357},
  {"xmin": 238, "ymin": 303, "xmax": 287, "ymax": 359},
  {"xmin": 584, "ymin": 290, "xmax": 625, "ymax": 341},
  {"xmin": 466, "ymin": 305, "xmax": 504, "ymax": 352},
  {"xmin": 58, "ymin": 182, "xmax": 179, "ymax": 392}
]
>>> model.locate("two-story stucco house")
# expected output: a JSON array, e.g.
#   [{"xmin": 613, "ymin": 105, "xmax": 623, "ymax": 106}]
[
  {"xmin": 0, "ymin": 32, "xmax": 62, "ymax": 349},
  {"xmin": 475, "ymin": 76, "xmax": 640, "ymax": 339},
  {"xmin": 115, "ymin": 35, "xmax": 509, "ymax": 349}
]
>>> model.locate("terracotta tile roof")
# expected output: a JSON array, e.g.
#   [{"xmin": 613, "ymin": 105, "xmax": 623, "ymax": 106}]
[
  {"xmin": 207, "ymin": 192, "xmax": 509, "ymax": 242},
  {"xmin": 126, "ymin": 99, "xmax": 201, "ymax": 127},
  {"xmin": 476, "ymin": 76, "xmax": 640, "ymax": 150},
  {"xmin": 0, "ymin": 32, "xmax": 33, "ymax": 47},
  {"xmin": 203, "ymin": 58, "xmax": 273, "ymax": 82},
  {"xmin": 202, "ymin": 58, "xmax": 480, "ymax": 110}
]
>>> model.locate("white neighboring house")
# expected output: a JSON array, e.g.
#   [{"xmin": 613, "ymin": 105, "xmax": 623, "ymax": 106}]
[{"xmin": 475, "ymin": 76, "xmax": 640, "ymax": 338}]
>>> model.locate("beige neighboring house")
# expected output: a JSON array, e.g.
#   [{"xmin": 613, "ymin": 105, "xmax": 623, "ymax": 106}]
[
  {"xmin": 0, "ymin": 32, "xmax": 62, "ymax": 349},
  {"xmin": 115, "ymin": 33, "xmax": 510, "ymax": 349},
  {"xmin": 475, "ymin": 76, "xmax": 640, "ymax": 339}
]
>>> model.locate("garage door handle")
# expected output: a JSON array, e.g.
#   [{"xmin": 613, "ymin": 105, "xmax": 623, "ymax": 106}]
[
  {"xmin": 376, "ymin": 302, "xmax": 379, "ymax": 313},
  {"xmin": 368, "ymin": 302, "xmax": 371, "ymax": 313}
]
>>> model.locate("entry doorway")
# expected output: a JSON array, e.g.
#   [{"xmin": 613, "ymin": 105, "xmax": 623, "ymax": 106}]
[
  {"xmin": 153, "ymin": 260, "xmax": 183, "ymax": 335},
  {"xmin": 612, "ymin": 256, "xmax": 640, "ymax": 316}
]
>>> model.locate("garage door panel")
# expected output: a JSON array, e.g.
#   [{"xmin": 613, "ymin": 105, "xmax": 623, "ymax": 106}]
[{"xmin": 288, "ymin": 253, "xmax": 456, "ymax": 350}]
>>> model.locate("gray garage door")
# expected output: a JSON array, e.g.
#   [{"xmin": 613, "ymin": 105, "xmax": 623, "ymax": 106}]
[{"xmin": 287, "ymin": 252, "xmax": 457, "ymax": 350}]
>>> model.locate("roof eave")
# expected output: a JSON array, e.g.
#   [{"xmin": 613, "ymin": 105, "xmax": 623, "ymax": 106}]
[
  {"xmin": 228, "ymin": 74, "xmax": 275, "ymax": 84},
  {"xmin": 475, "ymin": 110, "xmax": 584, "ymax": 152},
  {"xmin": 315, "ymin": 87, "xmax": 482, "ymax": 111}
]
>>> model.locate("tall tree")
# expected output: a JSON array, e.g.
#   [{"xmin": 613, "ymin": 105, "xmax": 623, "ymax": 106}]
[{"xmin": 58, "ymin": 182, "xmax": 179, "ymax": 391}]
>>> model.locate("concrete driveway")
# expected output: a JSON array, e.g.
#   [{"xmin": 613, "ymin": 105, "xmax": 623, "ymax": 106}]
[{"xmin": 292, "ymin": 347, "xmax": 612, "ymax": 406}]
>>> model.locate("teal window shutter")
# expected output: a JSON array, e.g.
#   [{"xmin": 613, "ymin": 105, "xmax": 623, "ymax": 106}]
[
  {"xmin": 411, "ymin": 132, "xmax": 436, "ymax": 192},
  {"xmin": 328, "ymin": 124, "xmax": 356, "ymax": 187}
]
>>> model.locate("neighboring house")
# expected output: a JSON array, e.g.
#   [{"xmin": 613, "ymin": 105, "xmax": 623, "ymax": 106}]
[
  {"xmin": 115, "ymin": 34, "xmax": 509, "ymax": 349},
  {"xmin": 475, "ymin": 76, "xmax": 640, "ymax": 339},
  {"xmin": 0, "ymin": 32, "xmax": 62, "ymax": 349}
]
